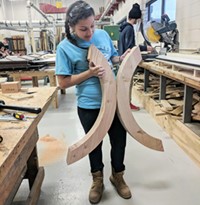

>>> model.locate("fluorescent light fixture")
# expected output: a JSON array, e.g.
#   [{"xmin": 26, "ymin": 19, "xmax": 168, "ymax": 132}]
[{"xmin": 8, "ymin": 0, "xmax": 26, "ymax": 1}]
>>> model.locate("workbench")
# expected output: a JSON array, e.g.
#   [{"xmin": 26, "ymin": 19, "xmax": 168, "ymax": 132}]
[
  {"xmin": 0, "ymin": 87, "xmax": 57, "ymax": 205},
  {"xmin": 140, "ymin": 60, "xmax": 200, "ymax": 123},
  {"xmin": 0, "ymin": 55, "xmax": 66, "ymax": 108},
  {"xmin": 8, "ymin": 69, "xmax": 64, "ymax": 109},
  {"xmin": 0, "ymin": 56, "xmax": 65, "ymax": 108}
]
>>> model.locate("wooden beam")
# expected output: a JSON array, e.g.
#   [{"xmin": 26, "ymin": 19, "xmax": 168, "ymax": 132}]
[
  {"xmin": 66, "ymin": 45, "xmax": 117, "ymax": 165},
  {"xmin": 117, "ymin": 47, "xmax": 164, "ymax": 151}
]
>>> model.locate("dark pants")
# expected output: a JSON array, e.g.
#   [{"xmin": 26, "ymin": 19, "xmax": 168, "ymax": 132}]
[{"xmin": 78, "ymin": 107, "xmax": 126, "ymax": 173}]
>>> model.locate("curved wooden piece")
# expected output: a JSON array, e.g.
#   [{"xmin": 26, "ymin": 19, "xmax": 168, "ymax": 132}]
[
  {"xmin": 67, "ymin": 44, "xmax": 117, "ymax": 164},
  {"xmin": 117, "ymin": 46, "xmax": 164, "ymax": 151}
]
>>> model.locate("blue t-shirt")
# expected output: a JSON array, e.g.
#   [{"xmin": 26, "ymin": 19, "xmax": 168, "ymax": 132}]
[{"xmin": 55, "ymin": 29, "xmax": 118, "ymax": 109}]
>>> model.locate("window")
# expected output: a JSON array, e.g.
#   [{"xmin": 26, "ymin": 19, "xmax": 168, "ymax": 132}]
[
  {"xmin": 164, "ymin": 0, "xmax": 176, "ymax": 21},
  {"xmin": 146, "ymin": 0, "xmax": 176, "ymax": 22},
  {"xmin": 149, "ymin": 0, "xmax": 162, "ymax": 22}
]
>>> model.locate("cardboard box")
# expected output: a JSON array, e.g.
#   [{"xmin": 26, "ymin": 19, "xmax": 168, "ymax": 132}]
[{"xmin": 1, "ymin": 81, "xmax": 21, "ymax": 93}]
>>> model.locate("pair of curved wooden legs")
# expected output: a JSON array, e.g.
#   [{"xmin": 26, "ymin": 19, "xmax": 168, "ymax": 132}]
[{"xmin": 67, "ymin": 45, "xmax": 164, "ymax": 165}]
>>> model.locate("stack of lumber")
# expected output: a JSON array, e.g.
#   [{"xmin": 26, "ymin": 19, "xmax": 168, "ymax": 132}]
[{"xmin": 11, "ymin": 35, "xmax": 26, "ymax": 54}]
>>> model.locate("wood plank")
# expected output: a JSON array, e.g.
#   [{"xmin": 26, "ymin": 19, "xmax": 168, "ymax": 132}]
[
  {"xmin": 26, "ymin": 167, "xmax": 44, "ymax": 205},
  {"xmin": 160, "ymin": 100, "xmax": 173, "ymax": 111},
  {"xmin": 170, "ymin": 100, "xmax": 198, "ymax": 116},
  {"xmin": 194, "ymin": 102, "xmax": 200, "ymax": 111},
  {"xmin": 117, "ymin": 46, "xmax": 164, "ymax": 151},
  {"xmin": 170, "ymin": 105, "xmax": 184, "ymax": 115},
  {"xmin": 193, "ymin": 93, "xmax": 200, "ymax": 101},
  {"xmin": 66, "ymin": 45, "xmax": 117, "ymax": 165},
  {"xmin": 168, "ymin": 99, "xmax": 183, "ymax": 106},
  {"xmin": 192, "ymin": 114, "xmax": 200, "ymax": 121}
]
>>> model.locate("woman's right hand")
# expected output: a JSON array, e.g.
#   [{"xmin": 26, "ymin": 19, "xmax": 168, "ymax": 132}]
[{"xmin": 89, "ymin": 61, "xmax": 105, "ymax": 78}]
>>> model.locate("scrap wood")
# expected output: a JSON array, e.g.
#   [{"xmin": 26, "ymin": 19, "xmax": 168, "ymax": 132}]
[
  {"xmin": 166, "ymin": 92, "xmax": 184, "ymax": 99},
  {"xmin": 134, "ymin": 85, "xmax": 143, "ymax": 90},
  {"xmin": 194, "ymin": 102, "xmax": 200, "ymax": 111},
  {"xmin": 192, "ymin": 108, "xmax": 199, "ymax": 114},
  {"xmin": 170, "ymin": 105, "xmax": 183, "ymax": 116},
  {"xmin": 149, "ymin": 74, "xmax": 159, "ymax": 81},
  {"xmin": 134, "ymin": 82, "xmax": 143, "ymax": 86},
  {"xmin": 133, "ymin": 74, "xmax": 144, "ymax": 80},
  {"xmin": 160, "ymin": 100, "xmax": 173, "ymax": 111},
  {"xmin": 170, "ymin": 99, "xmax": 198, "ymax": 116},
  {"xmin": 144, "ymin": 92, "xmax": 159, "ymax": 97},
  {"xmin": 149, "ymin": 80, "xmax": 159, "ymax": 85},
  {"xmin": 193, "ymin": 93, "xmax": 200, "ymax": 101},
  {"xmin": 149, "ymin": 83, "xmax": 159, "ymax": 88},
  {"xmin": 168, "ymin": 99, "xmax": 183, "ymax": 106},
  {"xmin": 166, "ymin": 86, "xmax": 184, "ymax": 92},
  {"xmin": 155, "ymin": 112, "xmax": 170, "ymax": 116},
  {"xmin": 149, "ymin": 79, "xmax": 175, "ymax": 94},
  {"xmin": 147, "ymin": 89, "xmax": 183, "ymax": 98},
  {"xmin": 192, "ymin": 114, "xmax": 200, "ymax": 121},
  {"xmin": 146, "ymin": 87, "xmax": 155, "ymax": 92}
]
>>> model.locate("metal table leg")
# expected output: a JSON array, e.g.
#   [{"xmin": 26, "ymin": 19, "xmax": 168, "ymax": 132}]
[
  {"xmin": 144, "ymin": 69, "xmax": 150, "ymax": 92},
  {"xmin": 159, "ymin": 75, "xmax": 167, "ymax": 100},
  {"xmin": 183, "ymin": 85, "xmax": 193, "ymax": 123}
]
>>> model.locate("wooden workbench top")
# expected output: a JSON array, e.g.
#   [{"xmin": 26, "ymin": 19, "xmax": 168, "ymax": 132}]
[
  {"xmin": 0, "ymin": 87, "xmax": 57, "ymax": 184},
  {"xmin": 140, "ymin": 61, "xmax": 200, "ymax": 90}
]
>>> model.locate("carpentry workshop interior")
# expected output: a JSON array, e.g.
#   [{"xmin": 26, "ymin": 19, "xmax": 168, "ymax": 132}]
[{"xmin": 0, "ymin": 0, "xmax": 200, "ymax": 204}]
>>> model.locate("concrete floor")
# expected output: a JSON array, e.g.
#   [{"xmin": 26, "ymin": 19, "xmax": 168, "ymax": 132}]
[{"xmin": 13, "ymin": 86, "xmax": 200, "ymax": 205}]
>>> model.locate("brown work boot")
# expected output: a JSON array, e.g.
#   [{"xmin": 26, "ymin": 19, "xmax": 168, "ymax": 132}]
[
  {"xmin": 89, "ymin": 171, "xmax": 104, "ymax": 204},
  {"xmin": 110, "ymin": 169, "xmax": 132, "ymax": 199}
]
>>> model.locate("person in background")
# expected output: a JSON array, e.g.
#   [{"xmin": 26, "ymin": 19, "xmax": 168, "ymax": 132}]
[
  {"xmin": 118, "ymin": 3, "xmax": 153, "ymax": 111},
  {"xmin": 2, "ymin": 38, "xmax": 10, "ymax": 50},
  {"xmin": 0, "ymin": 41, "xmax": 11, "ymax": 58},
  {"xmin": 3, "ymin": 37, "xmax": 15, "ymax": 55},
  {"xmin": 55, "ymin": 1, "xmax": 132, "ymax": 204}
]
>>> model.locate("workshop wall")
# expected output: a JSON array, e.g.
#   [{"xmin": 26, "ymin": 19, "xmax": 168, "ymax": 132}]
[
  {"xmin": 0, "ymin": 2, "xmax": 5, "ymax": 20},
  {"xmin": 176, "ymin": 0, "xmax": 200, "ymax": 51}
]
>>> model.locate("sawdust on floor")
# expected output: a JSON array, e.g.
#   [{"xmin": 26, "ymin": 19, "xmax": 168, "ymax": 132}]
[{"xmin": 38, "ymin": 134, "xmax": 67, "ymax": 166}]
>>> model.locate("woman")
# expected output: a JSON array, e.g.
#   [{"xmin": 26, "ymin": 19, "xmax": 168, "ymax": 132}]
[{"xmin": 55, "ymin": 1, "xmax": 131, "ymax": 204}]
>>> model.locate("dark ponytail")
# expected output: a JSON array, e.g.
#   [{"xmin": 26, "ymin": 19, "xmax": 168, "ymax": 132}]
[{"xmin": 65, "ymin": 20, "xmax": 76, "ymax": 45}]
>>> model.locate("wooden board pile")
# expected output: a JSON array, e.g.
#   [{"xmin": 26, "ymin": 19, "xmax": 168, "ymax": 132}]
[{"xmin": 133, "ymin": 72, "xmax": 200, "ymax": 121}]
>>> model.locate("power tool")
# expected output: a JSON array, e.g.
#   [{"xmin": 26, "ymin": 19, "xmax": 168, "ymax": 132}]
[{"xmin": 143, "ymin": 14, "xmax": 179, "ymax": 52}]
